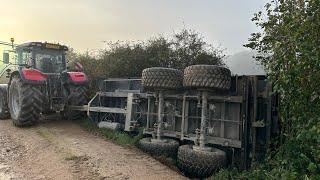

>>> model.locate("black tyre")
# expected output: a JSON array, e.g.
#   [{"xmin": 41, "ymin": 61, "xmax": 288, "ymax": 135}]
[
  {"xmin": 183, "ymin": 65, "xmax": 231, "ymax": 90},
  {"xmin": 177, "ymin": 145, "xmax": 227, "ymax": 178},
  {"xmin": 62, "ymin": 85, "xmax": 87, "ymax": 120},
  {"xmin": 138, "ymin": 137, "xmax": 179, "ymax": 158},
  {"xmin": 0, "ymin": 85, "xmax": 10, "ymax": 120},
  {"xmin": 8, "ymin": 76, "xmax": 44, "ymax": 126},
  {"xmin": 142, "ymin": 67, "xmax": 183, "ymax": 90}
]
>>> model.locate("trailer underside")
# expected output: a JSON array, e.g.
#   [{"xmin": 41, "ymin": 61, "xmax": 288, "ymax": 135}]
[{"xmin": 71, "ymin": 75, "xmax": 279, "ymax": 169}]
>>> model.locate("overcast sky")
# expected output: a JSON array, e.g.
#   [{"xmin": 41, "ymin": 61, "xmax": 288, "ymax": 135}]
[{"xmin": 0, "ymin": 0, "xmax": 268, "ymax": 55}]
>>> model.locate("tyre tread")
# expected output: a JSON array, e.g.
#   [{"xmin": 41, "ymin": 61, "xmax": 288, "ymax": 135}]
[
  {"xmin": 177, "ymin": 145, "xmax": 226, "ymax": 178},
  {"xmin": 138, "ymin": 137, "xmax": 179, "ymax": 158},
  {"xmin": 183, "ymin": 65, "xmax": 231, "ymax": 90},
  {"xmin": 0, "ymin": 85, "xmax": 10, "ymax": 119},
  {"xmin": 142, "ymin": 67, "xmax": 183, "ymax": 90},
  {"xmin": 9, "ymin": 77, "xmax": 44, "ymax": 126}
]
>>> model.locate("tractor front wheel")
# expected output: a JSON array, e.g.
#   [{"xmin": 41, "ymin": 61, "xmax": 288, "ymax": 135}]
[{"xmin": 8, "ymin": 76, "xmax": 43, "ymax": 126}]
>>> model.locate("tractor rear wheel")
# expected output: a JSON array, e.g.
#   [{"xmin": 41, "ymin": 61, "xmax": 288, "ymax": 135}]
[
  {"xmin": 141, "ymin": 67, "xmax": 183, "ymax": 90},
  {"xmin": 8, "ymin": 76, "xmax": 43, "ymax": 126},
  {"xmin": 0, "ymin": 85, "xmax": 10, "ymax": 120},
  {"xmin": 177, "ymin": 145, "xmax": 227, "ymax": 178},
  {"xmin": 138, "ymin": 137, "xmax": 179, "ymax": 158},
  {"xmin": 62, "ymin": 85, "xmax": 87, "ymax": 120}
]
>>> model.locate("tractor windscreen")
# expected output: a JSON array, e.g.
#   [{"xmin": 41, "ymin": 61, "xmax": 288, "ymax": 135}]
[{"xmin": 34, "ymin": 50, "xmax": 66, "ymax": 73}]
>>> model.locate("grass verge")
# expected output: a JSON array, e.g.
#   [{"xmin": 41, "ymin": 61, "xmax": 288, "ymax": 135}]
[
  {"xmin": 76, "ymin": 118, "xmax": 143, "ymax": 147},
  {"xmin": 75, "ymin": 119, "xmax": 182, "ymax": 175}
]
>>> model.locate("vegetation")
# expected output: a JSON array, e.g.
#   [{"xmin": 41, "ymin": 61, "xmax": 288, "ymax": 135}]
[
  {"xmin": 67, "ymin": 28, "xmax": 225, "ymax": 94},
  {"xmin": 213, "ymin": 0, "xmax": 320, "ymax": 179},
  {"xmin": 72, "ymin": 1, "xmax": 320, "ymax": 178},
  {"xmin": 77, "ymin": 118, "xmax": 143, "ymax": 146},
  {"xmin": 64, "ymin": 155, "xmax": 83, "ymax": 161},
  {"xmin": 77, "ymin": 118, "xmax": 181, "ymax": 172}
]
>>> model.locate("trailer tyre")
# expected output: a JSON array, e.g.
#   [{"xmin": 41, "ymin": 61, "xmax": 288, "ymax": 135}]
[
  {"xmin": 62, "ymin": 85, "xmax": 87, "ymax": 120},
  {"xmin": 177, "ymin": 145, "xmax": 226, "ymax": 178},
  {"xmin": 138, "ymin": 137, "xmax": 179, "ymax": 158},
  {"xmin": 183, "ymin": 65, "xmax": 231, "ymax": 90},
  {"xmin": 8, "ymin": 76, "xmax": 43, "ymax": 126},
  {"xmin": 0, "ymin": 85, "xmax": 10, "ymax": 120},
  {"xmin": 142, "ymin": 67, "xmax": 183, "ymax": 90}
]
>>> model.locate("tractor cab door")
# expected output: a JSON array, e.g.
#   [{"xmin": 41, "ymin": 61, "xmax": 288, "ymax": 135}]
[
  {"xmin": 0, "ymin": 48, "xmax": 20, "ymax": 84},
  {"xmin": 17, "ymin": 49, "xmax": 32, "ymax": 66}
]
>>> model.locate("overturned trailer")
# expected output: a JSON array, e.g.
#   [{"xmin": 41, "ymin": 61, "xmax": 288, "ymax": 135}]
[{"xmin": 73, "ymin": 65, "xmax": 279, "ymax": 178}]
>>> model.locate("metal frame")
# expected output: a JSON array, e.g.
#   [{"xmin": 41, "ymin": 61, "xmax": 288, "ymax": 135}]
[{"xmin": 143, "ymin": 91, "xmax": 244, "ymax": 148}]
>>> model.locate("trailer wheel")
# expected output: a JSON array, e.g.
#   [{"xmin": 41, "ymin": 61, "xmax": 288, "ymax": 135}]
[
  {"xmin": 177, "ymin": 145, "xmax": 226, "ymax": 178},
  {"xmin": 138, "ymin": 137, "xmax": 179, "ymax": 158},
  {"xmin": 62, "ymin": 85, "xmax": 87, "ymax": 120},
  {"xmin": 0, "ymin": 85, "xmax": 10, "ymax": 120},
  {"xmin": 183, "ymin": 65, "xmax": 231, "ymax": 90},
  {"xmin": 8, "ymin": 76, "xmax": 43, "ymax": 126},
  {"xmin": 142, "ymin": 67, "xmax": 183, "ymax": 90}
]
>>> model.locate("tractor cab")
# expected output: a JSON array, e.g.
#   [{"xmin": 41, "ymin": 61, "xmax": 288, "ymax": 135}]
[{"xmin": 16, "ymin": 42, "xmax": 68, "ymax": 73}]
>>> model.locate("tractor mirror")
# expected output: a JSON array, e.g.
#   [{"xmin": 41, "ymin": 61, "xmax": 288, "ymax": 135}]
[
  {"xmin": 3, "ymin": 52, "xmax": 9, "ymax": 64},
  {"xmin": 74, "ymin": 62, "xmax": 84, "ymax": 72}
]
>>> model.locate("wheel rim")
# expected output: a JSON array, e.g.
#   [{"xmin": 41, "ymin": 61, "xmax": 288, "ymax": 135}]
[{"xmin": 10, "ymin": 87, "xmax": 21, "ymax": 118}]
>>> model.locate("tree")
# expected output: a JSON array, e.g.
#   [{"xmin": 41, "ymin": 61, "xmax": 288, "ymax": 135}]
[
  {"xmin": 68, "ymin": 28, "xmax": 225, "ymax": 95},
  {"xmin": 93, "ymin": 28, "xmax": 225, "ymax": 78},
  {"xmin": 170, "ymin": 28, "xmax": 224, "ymax": 69}
]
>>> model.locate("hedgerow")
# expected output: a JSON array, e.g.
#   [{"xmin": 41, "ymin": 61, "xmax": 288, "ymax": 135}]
[{"xmin": 213, "ymin": 0, "xmax": 320, "ymax": 179}]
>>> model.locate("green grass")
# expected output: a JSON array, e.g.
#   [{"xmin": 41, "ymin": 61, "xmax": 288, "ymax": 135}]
[
  {"xmin": 76, "ymin": 119, "xmax": 181, "ymax": 174},
  {"xmin": 36, "ymin": 128, "xmax": 81, "ymax": 162},
  {"xmin": 36, "ymin": 128, "xmax": 55, "ymax": 143},
  {"xmin": 77, "ymin": 119, "xmax": 143, "ymax": 146},
  {"xmin": 64, "ymin": 155, "xmax": 82, "ymax": 161},
  {"xmin": 210, "ymin": 168, "xmax": 241, "ymax": 180},
  {"xmin": 155, "ymin": 155, "xmax": 180, "ymax": 172}
]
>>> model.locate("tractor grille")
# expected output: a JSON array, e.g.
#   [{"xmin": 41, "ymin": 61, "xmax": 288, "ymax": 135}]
[
  {"xmin": 47, "ymin": 74, "xmax": 63, "ymax": 97},
  {"xmin": 46, "ymin": 74, "xmax": 65, "ymax": 111}
]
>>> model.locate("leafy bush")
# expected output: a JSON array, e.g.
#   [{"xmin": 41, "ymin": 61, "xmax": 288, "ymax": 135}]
[
  {"xmin": 67, "ymin": 28, "xmax": 225, "ymax": 95},
  {"xmin": 214, "ymin": 0, "xmax": 320, "ymax": 179},
  {"xmin": 213, "ymin": 0, "xmax": 320, "ymax": 179}
]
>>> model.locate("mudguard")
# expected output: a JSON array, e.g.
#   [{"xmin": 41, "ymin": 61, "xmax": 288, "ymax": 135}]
[
  {"xmin": 15, "ymin": 68, "xmax": 48, "ymax": 84},
  {"xmin": 62, "ymin": 71, "xmax": 88, "ymax": 85}
]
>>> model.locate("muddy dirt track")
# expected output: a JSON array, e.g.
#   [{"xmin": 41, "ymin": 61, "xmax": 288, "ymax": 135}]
[{"xmin": 0, "ymin": 118, "xmax": 185, "ymax": 180}]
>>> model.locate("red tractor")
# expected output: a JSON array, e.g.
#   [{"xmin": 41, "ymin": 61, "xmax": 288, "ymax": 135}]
[{"xmin": 0, "ymin": 42, "xmax": 88, "ymax": 126}]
